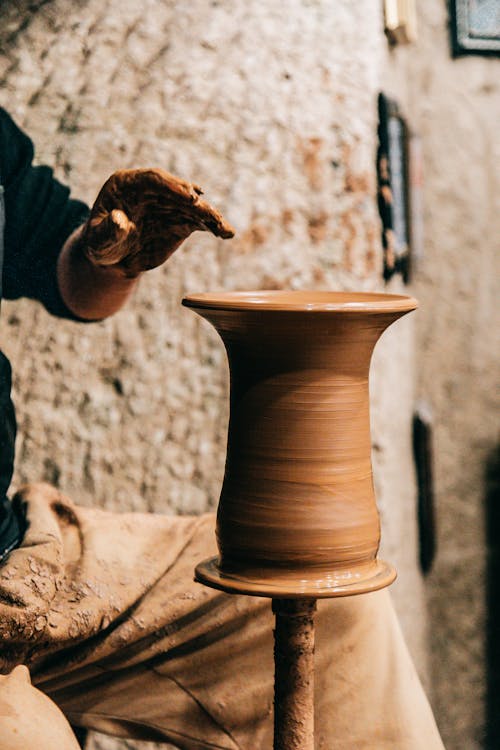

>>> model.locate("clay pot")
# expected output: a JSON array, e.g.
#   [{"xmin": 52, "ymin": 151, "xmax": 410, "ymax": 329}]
[{"xmin": 183, "ymin": 291, "xmax": 417, "ymax": 598}]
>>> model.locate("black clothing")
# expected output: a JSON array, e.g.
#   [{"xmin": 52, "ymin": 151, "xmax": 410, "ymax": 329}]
[{"xmin": 0, "ymin": 107, "xmax": 89, "ymax": 556}]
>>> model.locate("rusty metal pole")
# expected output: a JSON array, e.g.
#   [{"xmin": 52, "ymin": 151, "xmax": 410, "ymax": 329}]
[{"xmin": 273, "ymin": 598, "xmax": 317, "ymax": 750}]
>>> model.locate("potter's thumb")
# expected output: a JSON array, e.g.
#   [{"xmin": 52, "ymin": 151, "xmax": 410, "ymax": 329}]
[{"xmin": 86, "ymin": 210, "xmax": 137, "ymax": 265}]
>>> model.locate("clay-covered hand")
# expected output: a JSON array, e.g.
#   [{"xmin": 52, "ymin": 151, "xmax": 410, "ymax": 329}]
[{"xmin": 82, "ymin": 168, "xmax": 235, "ymax": 277}]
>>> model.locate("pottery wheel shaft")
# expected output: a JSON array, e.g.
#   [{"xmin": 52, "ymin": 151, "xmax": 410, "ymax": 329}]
[{"xmin": 273, "ymin": 599, "xmax": 316, "ymax": 750}]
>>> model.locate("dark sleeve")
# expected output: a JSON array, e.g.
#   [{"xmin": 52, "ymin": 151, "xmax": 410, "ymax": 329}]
[{"xmin": 0, "ymin": 107, "xmax": 90, "ymax": 319}]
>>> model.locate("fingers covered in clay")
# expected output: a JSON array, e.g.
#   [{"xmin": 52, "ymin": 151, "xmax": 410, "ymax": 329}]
[{"xmin": 83, "ymin": 168, "xmax": 235, "ymax": 276}]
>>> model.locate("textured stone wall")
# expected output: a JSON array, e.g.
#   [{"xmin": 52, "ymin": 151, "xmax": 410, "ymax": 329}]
[
  {"xmin": 0, "ymin": 1, "xmax": 429, "ymax": 749},
  {"xmin": 384, "ymin": 4, "xmax": 499, "ymax": 749}
]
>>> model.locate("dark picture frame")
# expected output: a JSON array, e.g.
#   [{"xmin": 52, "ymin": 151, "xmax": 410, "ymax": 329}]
[
  {"xmin": 377, "ymin": 93, "xmax": 411, "ymax": 283},
  {"xmin": 450, "ymin": 0, "xmax": 500, "ymax": 56}
]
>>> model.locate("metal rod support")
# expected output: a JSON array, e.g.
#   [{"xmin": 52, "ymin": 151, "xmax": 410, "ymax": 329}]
[{"xmin": 273, "ymin": 598, "xmax": 317, "ymax": 750}]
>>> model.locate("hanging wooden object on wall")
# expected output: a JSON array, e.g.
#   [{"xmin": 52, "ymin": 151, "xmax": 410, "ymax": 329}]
[{"xmin": 384, "ymin": 0, "xmax": 418, "ymax": 45}]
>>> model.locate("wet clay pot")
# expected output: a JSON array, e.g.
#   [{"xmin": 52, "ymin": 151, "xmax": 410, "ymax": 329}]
[{"xmin": 183, "ymin": 291, "xmax": 417, "ymax": 598}]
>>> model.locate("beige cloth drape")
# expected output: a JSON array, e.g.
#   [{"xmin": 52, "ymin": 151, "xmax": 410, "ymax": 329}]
[{"xmin": 0, "ymin": 483, "xmax": 445, "ymax": 749}]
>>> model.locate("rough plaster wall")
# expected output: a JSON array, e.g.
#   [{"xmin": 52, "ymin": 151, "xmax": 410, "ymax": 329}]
[
  {"xmin": 410, "ymin": 6, "xmax": 498, "ymax": 749},
  {"xmin": 0, "ymin": 1, "xmax": 428, "ymax": 748},
  {"xmin": 382, "ymin": 3, "xmax": 500, "ymax": 748}
]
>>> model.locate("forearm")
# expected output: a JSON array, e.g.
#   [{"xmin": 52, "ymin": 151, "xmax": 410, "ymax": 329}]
[{"xmin": 57, "ymin": 225, "xmax": 140, "ymax": 321}]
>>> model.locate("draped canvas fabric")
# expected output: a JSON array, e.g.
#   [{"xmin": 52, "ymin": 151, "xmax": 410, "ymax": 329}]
[{"xmin": 0, "ymin": 483, "xmax": 444, "ymax": 749}]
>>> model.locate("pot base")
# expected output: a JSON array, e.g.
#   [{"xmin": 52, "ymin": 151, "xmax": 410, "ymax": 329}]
[{"xmin": 195, "ymin": 557, "xmax": 396, "ymax": 599}]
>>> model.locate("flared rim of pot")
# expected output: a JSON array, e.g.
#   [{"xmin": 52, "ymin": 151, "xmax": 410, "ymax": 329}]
[{"xmin": 182, "ymin": 290, "xmax": 418, "ymax": 313}]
